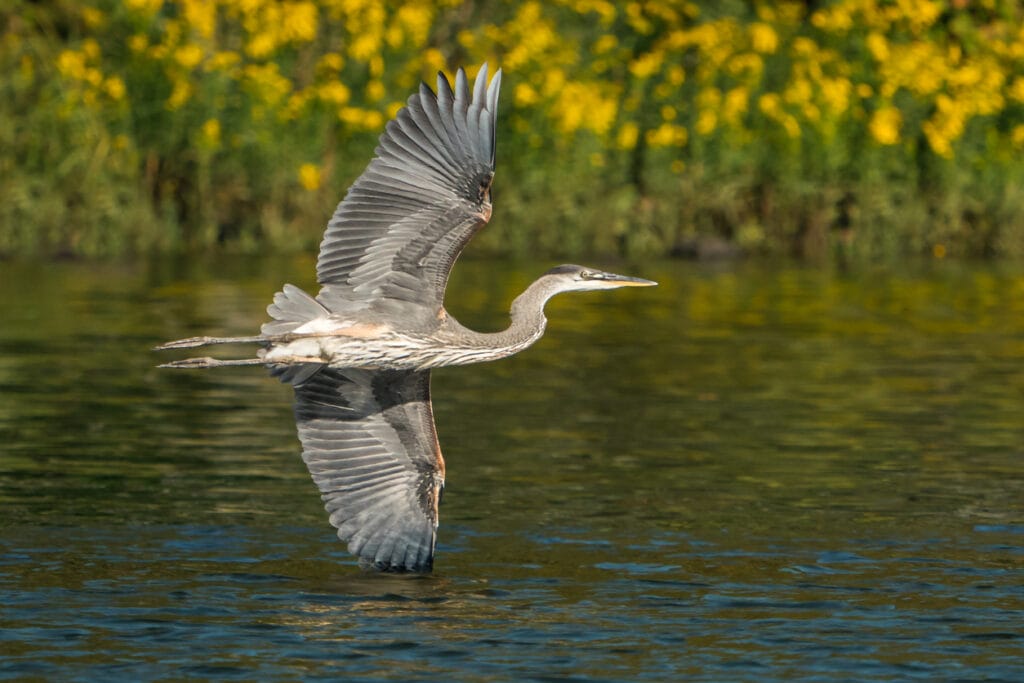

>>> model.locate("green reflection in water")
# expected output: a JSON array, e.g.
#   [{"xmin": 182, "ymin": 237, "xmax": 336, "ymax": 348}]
[{"xmin": 0, "ymin": 256, "xmax": 1022, "ymax": 680}]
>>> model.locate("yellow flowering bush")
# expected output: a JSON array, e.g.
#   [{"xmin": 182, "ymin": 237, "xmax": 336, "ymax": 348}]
[{"xmin": 2, "ymin": 0, "xmax": 1024, "ymax": 258}]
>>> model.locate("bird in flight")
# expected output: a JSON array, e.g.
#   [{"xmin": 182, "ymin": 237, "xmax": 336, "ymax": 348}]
[{"xmin": 157, "ymin": 65, "xmax": 656, "ymax": 573}]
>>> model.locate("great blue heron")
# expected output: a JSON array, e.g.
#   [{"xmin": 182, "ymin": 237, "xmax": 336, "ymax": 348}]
[{"xmin": 157, "ymin": 65, "xmax": 656, "ymax": 573}]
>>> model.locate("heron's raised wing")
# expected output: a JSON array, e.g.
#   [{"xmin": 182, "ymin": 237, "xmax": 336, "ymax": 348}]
[
  {"xmin": 316, "ymin": 64, "xmax": 501, "ymax": 319},
  {"xmin": 292, "ymin": 367, "xmax": 444, "ymax": 572}
]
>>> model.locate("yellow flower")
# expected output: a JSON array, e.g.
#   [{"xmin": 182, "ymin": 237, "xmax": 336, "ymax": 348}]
[
  {"xmin": 790, "ymin": 37, "xmax": 818, "ymax": 57},
  {"xmin": 1011, "ymin": 124, "xmax": 1024, "ymax": 148},
  {"xmin": 208, "ymin": 51, "xmax": 241, "ymax": 72},
  {"xmin": 869, "ymin": 106, "xmax": 902, "ymax": 145},
  {"xmin": 629, "ymin": 51, "xmax": 663, "ymax": 79},
  {"xmin": 167, "ymin": 79, "xmax": 192, "ymax": 110},
  {"xmin": 395, "ymin": 4, "xmax": 433, "ymax": 45},
  {"xmin": 56, "ymin": 50, "xmax": 87, "ymax": 80},
  {"xmin": 285, "ymin": 91, "xmax": 310, "ymax": 120},
  {"xmin": 82, "ymin": 7, "xmax": 104, "ymax": 28},
  {"xmin": 369, "ymin": 55, "xmax": 384, "ymax": 77},
  {"xmin": 616, "ymin": 122, "xmax": 639, "ymax": 149},
  {"xmin": 182, "ymin": 0, "xmax": 216, "ymax": 40},
  {"xmin": 366, "ymin": 80, "xmax": 385, "ymax": 102},
  {"xmin": 723, "ymin": 86, "xmax": 749, "ymax": 124},
  {"xmin": 696, "ymin": 110, "xmax": 717, "ymax": 135},
  {"xmin": 783, "ymin": 77, "xmax": 813, "ymax": 107},
  {"xmin": 573, "ymin": 0, "xmax": 616, "ymax": 25},
  {"xmin": 104, "ymin": 76, "xmax": 126, "ymax": 101},
  {"xmin": 175, "ymin": 44, "xmax": 204, "ymax": 70},
  {"xmin": 457, "ymin": 29, "xmax": 475, "ymax": 50},
  {"xmin": 298, "ymin": 163, "xmax": 322, "ymax": 191},
  {"xmin": 819, "ymin": 77, "xmax": 852, "ymax": 114},
  {"xmin": 551, "ymin": 81, "xmax": 618, "ymax": 136},
  {"xmin": 200, "ymin": 118, "xmax": 221, "ymax": 148},
  {"xmin": 243, "ymin": 63, "xmax": 292, "ymax": 105},
  {"xmin": 282, "ymin": 1, "xmax": 318, "ymax": 42},
  {"xmin": 727, "ymin": 53, "xmax": 764, "ymax": 81},
  {"xmin": 749, "ymin": 23, "xmax": 778, "ymax": 54},
  {"xmin": 758, "ymin": 92, "xmax": 782, "ymax": 116},
  {"xmin": 125, "ymin": 0, "xmax": 162, "ymax": 15},
  {"xmin": 646, "ymin": 123, "xmax": 688, "ymax": 148},
  {"xmin": 128, "ymin": 35, "xmax": 148, "ymax": 53},
  {"xmin": 594, "ymin": 34, "xmax": 618, "ymax": 54},
  {"xmin": 515, "ymin": 83, "xmax": 539, "ymax": 107},
  {"xmin": 318, "ymin": 81, "xmax": 350, "ymax": 105},
  {"xmin": 84, "ymin": 67, "xmax": 103, "ymax": 87},
  {"xmin": 866, "ymin": 32, "xmax": 889, "ymax": 62},
  {"xmin": 340, "ymin": 107, "xmax": 385, "ymax": 130},
  {"xmin": 1010, "ymin": 77, "xmax": 1024, "ymax": 103},
  {"xmin": 350, "ymin": 33, "xmax": 380, "ymax": 61},
  {"xmin": 247, "ymin": 32, "xmax": 276, "ymax": 59},
  {"xmin": 423, "ymin": 48, "xmax": 446, "ymax": 73},
  {"xmin": 780, "ymin": 115, "xmax": 800, "ymax": 138},
  {"xmin": 82, "ymin": 39, "xmax": 101, "ymax": 61},
  {"xmin": 542, "ymin": 68, "xmax": 566, "ymax": 97},
  {"xmin": 317, "ymin": 52, "xmax": 345, "ymax": 75}
]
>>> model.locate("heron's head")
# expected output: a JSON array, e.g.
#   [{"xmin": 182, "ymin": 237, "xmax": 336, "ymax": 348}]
[{"xmin": 541, "ymin": 264, "xmax": 658, "ymax": 294}]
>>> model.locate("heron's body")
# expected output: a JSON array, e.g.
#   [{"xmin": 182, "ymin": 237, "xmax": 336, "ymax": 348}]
[
  {"xmin": 158, "ymin": 65, "xmax": 654, "ymax": 573},
  {"xmin": 263, "ymin": 322, "xmax": 546, "ymax": 371},
  {"xmin": 258, "ymin": 289, "xmax": 547, "ymax": 372}
]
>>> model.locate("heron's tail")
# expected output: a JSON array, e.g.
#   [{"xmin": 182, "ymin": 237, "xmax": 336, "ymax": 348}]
[
  {"xmin": 262, "ymin": 283, "xmax": 330, "ymax": 335},
  {"xmin": 156, "ymin": 284, "xmax": 328, "ymax": 383}
]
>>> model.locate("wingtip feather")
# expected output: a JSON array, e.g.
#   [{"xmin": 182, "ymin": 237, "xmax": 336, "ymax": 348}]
[
  {"xmin": 472, "ymin": 63, "xmax": 489, "ymax": 109},
  {"xmin": 453, "ymin": 66, "xmax": 469, "ymax": 108}
]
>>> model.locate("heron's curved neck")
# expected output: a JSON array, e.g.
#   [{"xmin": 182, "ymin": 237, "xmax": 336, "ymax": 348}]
[
  {"xmin": 503, "ymin": 280, "xmax": 556, "ymax": 347},
  {"xmin": 451, "ymin": 278, "xmax": 560, "ymax": 359}
]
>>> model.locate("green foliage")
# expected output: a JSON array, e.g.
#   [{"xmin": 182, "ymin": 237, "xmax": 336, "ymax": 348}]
[{"xmin": 2, "ymin": 0, "xmax": 1024, "ymax": 260}]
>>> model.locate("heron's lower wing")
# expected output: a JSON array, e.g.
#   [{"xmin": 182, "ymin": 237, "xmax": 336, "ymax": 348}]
[{"xmin": 293, "ymin": 368, "xmax": 443, "ymax": 572}]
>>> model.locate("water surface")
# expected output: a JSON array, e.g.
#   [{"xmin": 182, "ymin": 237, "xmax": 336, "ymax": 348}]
[{"xmin": 1, "ymin": 256, "xmax": 1022, "ymax": 681}]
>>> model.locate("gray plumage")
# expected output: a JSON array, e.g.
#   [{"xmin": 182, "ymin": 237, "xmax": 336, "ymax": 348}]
[{"xmin": 157, "ymin": 65, "xmax": 656, "ymax": 573}]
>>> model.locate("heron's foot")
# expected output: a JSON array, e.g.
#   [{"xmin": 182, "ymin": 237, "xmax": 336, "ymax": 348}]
[{"xmin": 158, "ymin": 356, "xmax": 266, "ymax": 369}]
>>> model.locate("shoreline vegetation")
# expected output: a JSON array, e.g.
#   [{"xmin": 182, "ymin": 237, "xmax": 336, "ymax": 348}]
[{"xmin": 3, "ymin": 1, "xmax": 1024, "ymax": 261}]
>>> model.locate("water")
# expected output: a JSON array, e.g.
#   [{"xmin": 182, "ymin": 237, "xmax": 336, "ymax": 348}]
[{"xmin": 0, "ymin": 255, "xmax": 1022, "ymax": 681}]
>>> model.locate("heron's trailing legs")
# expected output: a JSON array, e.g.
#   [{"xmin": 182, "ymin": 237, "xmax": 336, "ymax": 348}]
[
  {"xmin": 154, "ymin": 334, "xmax": 266, "ymax": 351},
  {"xmin": 159, "ymin": 356, "xmax": 265, "ymax": 369},
  {"xmin": 159, "ymin": 355, "xmax": 324, "ymax": 369},
  {"xmin": 156, "ymin": 333, "xmax": 324, "ymax": 369},
  {"xmin": 153, "ymin": 331, "xmax": 317, "ymax": 351}
]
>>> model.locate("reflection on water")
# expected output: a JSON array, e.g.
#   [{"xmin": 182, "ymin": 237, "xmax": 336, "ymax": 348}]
[{"xmin": 1, "ymin": 256, "xmax": 1022, "ymax": 680}]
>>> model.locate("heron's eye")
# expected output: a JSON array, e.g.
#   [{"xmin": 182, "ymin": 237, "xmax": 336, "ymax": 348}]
[{"xmin": 579, "ymin": 270, "xmax": 593, "ymax": 279}]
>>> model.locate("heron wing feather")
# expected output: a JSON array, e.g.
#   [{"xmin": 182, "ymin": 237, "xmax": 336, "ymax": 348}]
[
  {"xmin": 293, "ymin": 368, "xmax": 443, "ymax": 572},
  {"xmin": 315, "ymin": 65, "xmax": 501, "ymax": 318}
]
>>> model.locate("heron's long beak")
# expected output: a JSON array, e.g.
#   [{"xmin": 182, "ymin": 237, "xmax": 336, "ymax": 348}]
[{"xmin": 603, "ymin": 273, "xmax": 658, "ymax": 287}]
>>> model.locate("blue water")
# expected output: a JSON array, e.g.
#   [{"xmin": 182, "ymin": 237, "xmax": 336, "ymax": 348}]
[{"xmin": 0, "ymin": 257, "xmax": 1022, "ymax": 680}]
